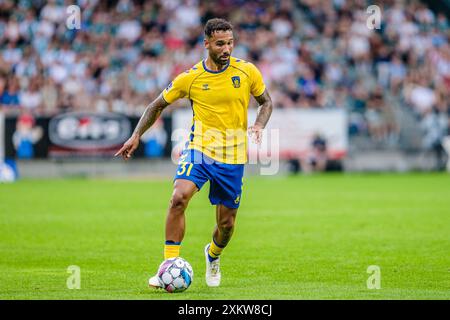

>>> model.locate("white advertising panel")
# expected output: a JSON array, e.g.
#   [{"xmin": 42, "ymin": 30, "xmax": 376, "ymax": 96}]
[{"xmin": 172, "ymin": 108, "xmax": 348, "ymax": 160}]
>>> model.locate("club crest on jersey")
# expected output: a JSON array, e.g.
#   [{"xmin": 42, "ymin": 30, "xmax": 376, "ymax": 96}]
[
  {"xmin": 202, "ymin": 84, "xmax": 210, "ymax": 90},
  {"xmin": 231, "ymin": 76, "xmax": 240, "ymax": 88}
]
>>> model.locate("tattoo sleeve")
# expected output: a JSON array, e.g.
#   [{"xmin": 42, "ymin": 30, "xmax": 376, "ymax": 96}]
[
  {"xmin": 253, "ymin": 90, "xmax": 273, "ymax": 128},
  {"xmin": 133, "ymin": 93, "xmax": 170, "ymax": 137}
]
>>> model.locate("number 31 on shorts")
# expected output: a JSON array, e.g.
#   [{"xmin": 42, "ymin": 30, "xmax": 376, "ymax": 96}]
[{"xmin": 177, "ymin": 162, "xmax": 194, "ymax": 176}]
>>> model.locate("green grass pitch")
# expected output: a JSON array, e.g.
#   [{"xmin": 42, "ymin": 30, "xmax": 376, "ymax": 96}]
[{"xmin": 0, "ymin": 173, "xmax": 449, "ymax": 299}]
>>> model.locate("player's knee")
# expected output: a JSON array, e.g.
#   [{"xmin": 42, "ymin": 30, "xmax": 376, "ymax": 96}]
[{"xmin": 169, "ymin": 191, "xmax": 190, "ymax": 211}]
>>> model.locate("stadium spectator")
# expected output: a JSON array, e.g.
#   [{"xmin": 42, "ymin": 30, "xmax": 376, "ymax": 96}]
[
  {"xmin": 300, "ymin": 134, "xmax": 330, "ymax": 173},
  {"xmin": 288, "ymin": 133, "xmax": 343, "ymax": 174},
  {"xmin": 19, "ymin": 77, "xmax": 42, "ymax": 112},
  {"xmin": 420, "ymin": 107, "xmax": 448, "ymax": 170},
  {"xmin": 0, "ymin": 77, "xmax": 20, "ymax": 111}
]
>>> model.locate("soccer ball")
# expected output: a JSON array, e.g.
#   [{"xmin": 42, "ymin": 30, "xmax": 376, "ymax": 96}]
[{"xmin": 157, "ymin": 257, "xmax": 193, "ymax": 293}]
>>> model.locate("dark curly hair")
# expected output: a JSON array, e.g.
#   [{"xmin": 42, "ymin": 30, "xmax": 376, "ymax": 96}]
[{"xmin": 204, "ymin": 18, "xmax": 233, "ymax": 38}]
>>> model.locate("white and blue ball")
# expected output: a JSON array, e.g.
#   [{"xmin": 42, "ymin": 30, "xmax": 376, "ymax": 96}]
[{"xmin": 157, "ymin": 257, "xmax": 193, "ymax": 293}]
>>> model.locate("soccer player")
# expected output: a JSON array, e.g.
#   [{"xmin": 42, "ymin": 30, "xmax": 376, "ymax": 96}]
[{"xmin": 115, "ymin": 18, "xmax": 273, "ymax": 288}]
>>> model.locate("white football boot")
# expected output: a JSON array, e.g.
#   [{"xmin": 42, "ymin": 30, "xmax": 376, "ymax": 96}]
[
  {"xmin": 204, "ymin": 244, "xmax": 221, "ymax": 287},
  {"xmin": 148, "ymin": 274, "xmax": 163, "ymax": 289}
]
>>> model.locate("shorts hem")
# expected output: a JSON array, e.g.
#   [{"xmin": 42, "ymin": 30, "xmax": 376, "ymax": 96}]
[
  {"xmin": 209, "ymin": 198, "xmax": 241, "ymax": 209},
  {"xmin": 174, "ymin": 176, "xmax": 203, "ymax": 191}
]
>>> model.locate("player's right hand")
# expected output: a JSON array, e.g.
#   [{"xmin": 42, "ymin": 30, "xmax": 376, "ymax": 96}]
[{"xmin": 114, "ymin": 133, "xmax": 140, "ymax": 160}]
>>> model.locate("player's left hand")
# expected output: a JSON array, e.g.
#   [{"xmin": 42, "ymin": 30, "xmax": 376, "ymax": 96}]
[{"xmin": 248, "ymin": 124, "xmax": 263, "ymax": 145}]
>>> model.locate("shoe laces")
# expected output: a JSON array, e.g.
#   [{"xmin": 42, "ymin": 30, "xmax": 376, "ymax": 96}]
[{"xmin": 210, "ymin": 259, "xmax": 220, "ymax": 275}]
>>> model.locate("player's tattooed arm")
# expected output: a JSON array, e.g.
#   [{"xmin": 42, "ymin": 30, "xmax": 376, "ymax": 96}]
[
  {"xmin": 249, "ymin": 90, "xmax": 273, "ymax": 144},
  {"xmin": 133, "ymin": 93, "xmax": 170, "ymax": 137},
  {"xmin": 115, "ymin": 93, "xmax": 169, "ymax": 160},
  {"xmin": 254, "ymin": 90, "xmax": 273, "ymax": 128}
]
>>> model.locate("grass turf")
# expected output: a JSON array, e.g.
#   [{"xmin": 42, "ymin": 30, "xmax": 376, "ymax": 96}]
[{"xmin": 0, "ymin": 173, "xmax": 449, "ymax": 300}]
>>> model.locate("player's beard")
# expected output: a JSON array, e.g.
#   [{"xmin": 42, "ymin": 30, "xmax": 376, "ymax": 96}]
[{"xmin": 211, "ymin": 52, "xmax": 230, "ymax": 66}]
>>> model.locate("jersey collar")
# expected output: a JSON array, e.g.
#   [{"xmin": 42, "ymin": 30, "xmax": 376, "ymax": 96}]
[{"xmin": 202, "ymin": 59, "xmax": 230, "ymax": 74}]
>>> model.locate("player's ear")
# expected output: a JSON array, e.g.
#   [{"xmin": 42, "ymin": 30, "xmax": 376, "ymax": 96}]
[{"xmin": 204, "ymin": 37, "xmax": 209, "ymax": 49}]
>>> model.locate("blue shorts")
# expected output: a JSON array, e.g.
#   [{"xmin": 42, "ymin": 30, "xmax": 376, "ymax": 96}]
[{"xmin": 174, "ymin": 149, "xmax": 244, "ymax": 209}]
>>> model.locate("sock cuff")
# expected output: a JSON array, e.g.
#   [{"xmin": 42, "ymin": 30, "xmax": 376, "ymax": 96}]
[
  {"xmin": 212, "ymin": 237, "xmax": 224, "ymax": 249},
  {"xmin": 164, "ymin": 241, "xmax": 181, "ymax": 260},
  {"xmin": 165, "ymin": 240, "xmax": 181, "ymax": 245}
]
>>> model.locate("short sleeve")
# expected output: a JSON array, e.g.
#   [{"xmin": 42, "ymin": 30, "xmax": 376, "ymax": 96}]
[
  {"xmin": 162, "ymin": 72, "xmax": 191, "ymax": 104},
  {"xmin": 248, "ymin": 63, "xmax": 266, "ymax": 97}
]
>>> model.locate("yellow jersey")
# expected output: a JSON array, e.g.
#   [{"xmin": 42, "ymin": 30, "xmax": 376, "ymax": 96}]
[{"xmin": 162, "ymin": 57, "xmax": 266, "ymax": 164}]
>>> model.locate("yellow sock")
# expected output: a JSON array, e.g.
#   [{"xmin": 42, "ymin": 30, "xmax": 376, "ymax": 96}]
[
  {"xmin": 208, "ymin": 238, "xmax": 224, "ymax": 260},
  {"xmin": 164, "ymin": 241, "xmax": 181, "ymax": 260}
]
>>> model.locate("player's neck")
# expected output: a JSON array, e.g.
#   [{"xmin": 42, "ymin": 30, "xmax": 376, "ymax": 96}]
[{"xmin": 204, "ymin": 57, "xmax": 229, "ymax": 72}]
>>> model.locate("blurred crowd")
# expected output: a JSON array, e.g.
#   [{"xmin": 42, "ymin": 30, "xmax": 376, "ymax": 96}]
[{"xmin": 0, "ymin": 0, "xmax": 449, "ymax": 150}]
